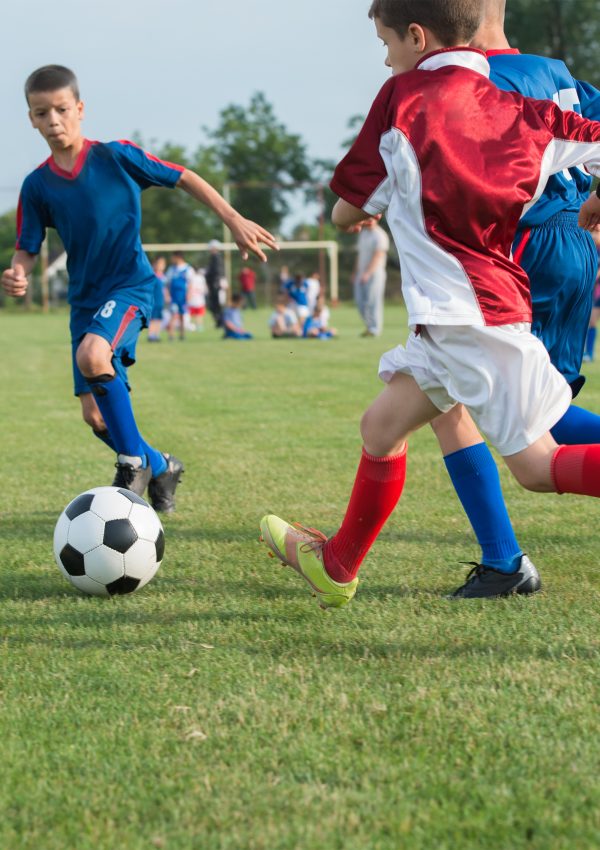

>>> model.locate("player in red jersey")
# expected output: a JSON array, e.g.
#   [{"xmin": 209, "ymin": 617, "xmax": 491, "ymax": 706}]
[{"xmin": 260, "ymin": 0, "xmax": 600, "ymax": 609}]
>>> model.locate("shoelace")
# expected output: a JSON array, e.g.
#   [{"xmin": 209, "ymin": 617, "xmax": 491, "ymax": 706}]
[
  {"xmin": 292, "ymin": 522, "xmax": 328, "ymax": 555},
  {"xmin": 459, "ymin": 562, "xmax": 488, "ymax": 586}
]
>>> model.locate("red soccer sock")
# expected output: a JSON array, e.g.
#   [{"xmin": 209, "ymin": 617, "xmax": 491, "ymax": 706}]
[
  {"xmin": 323, "ymin": 446, "xmax": 407, "ymax": 583},
  {"xmin": 551, "ymin": 444, "xmax": 600, "ymax": 497}
]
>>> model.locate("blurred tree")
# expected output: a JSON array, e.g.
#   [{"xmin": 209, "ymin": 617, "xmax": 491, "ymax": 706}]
[
  {"xmin": 138, "ymin": 142, "xmax": 226, "ymax": 244},
  {"xmin": 0, "ymin": 208, "xmax": 16, "ymax": 273},
  {"xmin": 505, "ymin": 0, "xmax": 600, "ymax": 83},
  {"xmin": 204, "ymin": 92, "xmax": 312, "ymax": 231}
]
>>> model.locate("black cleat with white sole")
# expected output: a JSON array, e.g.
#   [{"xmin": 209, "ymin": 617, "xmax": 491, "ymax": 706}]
[
  {"xmin": 148, "ymin": 453, "xmax": 184, "ymax": 513},
  {"xmin": 451, "ymin": 555, "xmax": 541, "ymax": 599}
]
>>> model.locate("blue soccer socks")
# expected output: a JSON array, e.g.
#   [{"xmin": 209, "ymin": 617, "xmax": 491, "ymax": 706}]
[
  {"xmin": 444, "ymin": 442, "xmax": 522, "ymax": 574},
  {"xmin": 89, "ymin": 373, "xmax": 164, "ymax": 474},
  {"xmin": 93, "ymin": 428, "xmax": 116, "ymax": 452},
  {"xmin": 140, "ymin": 440, "xmax": 168, "ymax": 477}
]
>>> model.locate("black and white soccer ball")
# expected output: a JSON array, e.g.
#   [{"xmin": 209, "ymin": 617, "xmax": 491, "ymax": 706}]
[{"xmin": 53, "ymin": 487, "xmax": 165, "ymax": 596}]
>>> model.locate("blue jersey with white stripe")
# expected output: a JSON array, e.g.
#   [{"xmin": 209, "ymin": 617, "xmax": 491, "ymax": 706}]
[
  {"xmin": 488, "ymin": 51, "xmax": 600, "ymax": 228},
  {"xmin": 16, "ymin": 139, "xmax": 184, "ymax": 315}
]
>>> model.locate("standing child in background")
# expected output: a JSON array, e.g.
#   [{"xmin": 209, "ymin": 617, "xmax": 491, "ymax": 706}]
[
  {"xmin": 222, "ymin": 293, "xmax": 253, "ymax": 339},
  {"xmin": 148, "ymin": 255, "xmax": 167, "ymax": 342},
  {"xmin": 239, "ymin": 265, "xmax": 257, "ymax": 309},
  {"xmin": 165, "ymin": 251, "xmax": 194, "ymax": 342},
  {"xmin": 260, "ymin": 0, "xmax": 600, "ymax": 609},
  {"xmin": 186, "ymin": 266, "xmax": 208, "ymax": 331},
  {"xmin": 2, "ymin": 65, "xmax": 276, "ymax": 514},
  {"xmin": 354, "ymin": 216, "xmax": 389, "ymax": 337}
]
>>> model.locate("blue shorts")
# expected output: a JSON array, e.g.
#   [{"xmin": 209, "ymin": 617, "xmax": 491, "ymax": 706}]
[
  {"xmin": 513, "ymin": 212, "xmax": 597, "ymax": 396},
  {"xmin": 169, "ymin": 287, "xmax": 187, "ymax": 315},
  {"xmin": 70, "ymin": 297, "xmax": 147, "ymax": 396}
]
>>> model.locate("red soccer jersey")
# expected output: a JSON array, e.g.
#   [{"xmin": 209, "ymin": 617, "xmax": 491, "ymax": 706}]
[{"xmin": 331, "ymin": 48, "xmax": 600, "ymax": 328}]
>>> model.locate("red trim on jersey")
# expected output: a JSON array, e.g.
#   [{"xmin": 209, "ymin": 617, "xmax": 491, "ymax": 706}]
[
  {"xmin": 415, "ymin": 46, "xmax": 486, "ymax": 69},
  {"xmin": 15, "ymin": 195, "xmax": 24, "ymax": 249},
  {"xmin": 513, "ymin": 228, "xmax": 532, "ymax": 266},
  {"xmin": 116, "ymin": 140, "xmax": 185, "ymax": 173},
  {"xmin": 486, "ymin": 49, "xmax": 521, "ymax": 57},
  {"xmin": 48, "ymin": 139, "xmax": 97, "ymax": 179},
  {"xmin": 111, "ymin": 305, "xmax": 139, "ymax": 350}
]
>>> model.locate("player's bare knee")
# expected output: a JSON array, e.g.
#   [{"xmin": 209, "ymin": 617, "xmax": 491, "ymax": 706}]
[{"xmin": 76, "ymin": 338, "xmax": 112, "ymax": 378}]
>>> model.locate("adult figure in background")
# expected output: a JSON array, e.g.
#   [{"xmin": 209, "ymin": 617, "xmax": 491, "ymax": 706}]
[
  {"xmin": 205, "ymin": 239, "xmax": 225, "ymax": 328},
  {"xmin": 354, "ymin": 217, "xmax": 389, "ymax": 337},
  {"xmin": 239, "ymin": 265, "xmax": 257, "ymax": 309}
]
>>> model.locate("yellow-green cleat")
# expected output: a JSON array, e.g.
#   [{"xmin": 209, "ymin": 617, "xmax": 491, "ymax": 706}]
[{"xmin": 259, "ymin": 514, "xmax": 358, "ymax": 609}]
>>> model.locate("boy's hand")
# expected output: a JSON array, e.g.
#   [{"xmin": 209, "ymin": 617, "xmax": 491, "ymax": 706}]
[
  {"xmin": 228, "ymin": 216, "xmax": 279, "ymax": 263},
  {"xmin": 2, "ymin": 264, "xmax": 29, "ymax": 297},
  {"xmin": 578, "ymin": 194, "xmax": 600, "ymax": 231}
]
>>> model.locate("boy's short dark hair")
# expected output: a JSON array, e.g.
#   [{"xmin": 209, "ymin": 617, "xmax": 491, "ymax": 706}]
[
  {"xmin": 25, "ymin": 65, "xmax": 80, "ymax": 104},
  {"xmin": 368, "ymin": 0, "xmax": 482, "ymax": 46}
]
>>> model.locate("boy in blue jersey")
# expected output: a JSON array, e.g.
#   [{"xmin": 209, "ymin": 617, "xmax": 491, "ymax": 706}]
[
  {"xmin": 2, "ymin": 65, "xmax": 276, "ymax": 512},
  {"xmin": 165, "ymin": 251, "xmax": 194, "ymax": 342},
  {"xmin": 430, "ymin": 0, "xmax": 600, "ymax": 597}
]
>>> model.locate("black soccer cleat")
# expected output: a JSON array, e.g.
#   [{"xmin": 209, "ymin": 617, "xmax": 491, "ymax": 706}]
[
  {"xmin": 148, "ymin": 453, "xmax": 184, "ymax": 514},
  {"xmin": 112, "ymin": 460, "xmax": 153, "ymax": 497},
  {"xmin": 450, "ymin": 555, "xmax": 541, "ymax": 599}
]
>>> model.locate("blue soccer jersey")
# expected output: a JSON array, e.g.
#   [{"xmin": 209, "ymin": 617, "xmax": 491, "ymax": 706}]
[
  {"xmin": 16, "ymin": 139, "xmax": 184, "ymax": 315},
  {"xmin": 488, "ymin": 50, "xmax": 600, "ymax": 228}
]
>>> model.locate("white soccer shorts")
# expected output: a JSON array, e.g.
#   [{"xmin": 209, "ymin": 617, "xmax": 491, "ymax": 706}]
[{"xmin": 378, "ymin": 322, "xmax": 572, "ymax": 456}]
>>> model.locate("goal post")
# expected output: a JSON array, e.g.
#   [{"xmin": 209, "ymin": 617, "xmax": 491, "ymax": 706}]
[{"xmin": 141, "ymin": 240, "xmax": 340, "ymax": 302}]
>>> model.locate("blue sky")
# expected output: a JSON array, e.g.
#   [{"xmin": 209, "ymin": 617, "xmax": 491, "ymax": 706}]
[{"xmin": 0, "ymin": 0, "xmax": 388, "ymax": 216}]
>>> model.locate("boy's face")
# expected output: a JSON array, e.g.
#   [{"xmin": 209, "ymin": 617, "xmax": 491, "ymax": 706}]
[
  {"xmin": 28, "ymin": 87, "xmax": 84, "ymax": 151},
  {"xmin": 375, "ymin": 17, "xmax": 424, "ymax": 75}
]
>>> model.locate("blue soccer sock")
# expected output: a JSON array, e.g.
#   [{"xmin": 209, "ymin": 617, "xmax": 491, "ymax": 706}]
[
  {"xmin": 93, "ymin": 428, "xmax": 116, "ymax": 452},
  {"xmin": 586, "ymin": 327, "xmax": 597, "ymax": 360},
  {"xmin": 89, "ymin": 374, "xmax": 164, "ymax": 473},
  {"xmin": 444, "ymin": 442, "xmax": 522, "ymax": 573},
  {"xmin": 551, "ymin": 404, "xmax": 600, "ymax": 445},
  {"xmin": 140, "ymin": 439, "xmax": 167, "ymax": 477}
]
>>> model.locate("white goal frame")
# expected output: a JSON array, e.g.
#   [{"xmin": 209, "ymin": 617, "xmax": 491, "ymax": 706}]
[{"xmin": 141, "ymin": 240, "xmax": 340, "ymax": 302}]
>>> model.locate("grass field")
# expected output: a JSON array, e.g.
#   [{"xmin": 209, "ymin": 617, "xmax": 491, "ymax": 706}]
[{"xmin": 2, "ymin": 304, "xmax": 600, "ymax": 850}]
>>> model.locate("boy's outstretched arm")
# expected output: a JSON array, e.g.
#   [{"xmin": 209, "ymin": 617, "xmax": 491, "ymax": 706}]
[
  {"xmin": 332, "ymin": 198, "xmax": 380, "ymax": 232},
  {"xmin": 177, "ymin": 170, "xmax": 278, "ymax": 262},
  {"xmin": 1, "ymin": 250, "xmax": 38, "ymax": 297}
]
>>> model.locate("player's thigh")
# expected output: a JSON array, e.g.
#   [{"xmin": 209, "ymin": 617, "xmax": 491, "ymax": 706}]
[
  {"xmin": 78, "ymin": 299, "xmax": 144, "ymax": 376},
  {"xmin": 502, "ymin": 431, "xmax": 558, "ymax": 492},
  {"xmin": 361, "ymin": 372, "xmax": 440, "ymax": 456}
]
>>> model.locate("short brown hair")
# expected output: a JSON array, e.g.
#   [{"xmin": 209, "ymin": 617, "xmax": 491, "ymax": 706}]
[
  {"xmin": 25, "ymin": 65, "xmax": 80, "ymax": 104},
  {"xmin": 368, "ymin": 0, "xmax": 483, "ymax": 46}
]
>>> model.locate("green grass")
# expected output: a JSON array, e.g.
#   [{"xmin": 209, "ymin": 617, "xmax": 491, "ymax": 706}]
[{"xmin": 2, "ymin": 305, "xmax": 600, "ymax": 850}]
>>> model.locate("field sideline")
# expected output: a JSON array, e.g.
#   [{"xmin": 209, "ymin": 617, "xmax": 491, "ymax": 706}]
[{"xmin": 2, "ymin": 305, "xmax": 600, "ymax": 850}]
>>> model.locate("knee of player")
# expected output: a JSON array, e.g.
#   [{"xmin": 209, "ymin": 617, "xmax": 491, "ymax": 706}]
[{"xmin": 76, "ymin": 342, "xmax": 112, "ymax": 378}]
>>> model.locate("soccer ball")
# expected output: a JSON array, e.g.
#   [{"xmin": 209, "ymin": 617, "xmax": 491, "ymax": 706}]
[{"xmin": 53, "ymin": 487, "xmax": 165, "ymax": 597}]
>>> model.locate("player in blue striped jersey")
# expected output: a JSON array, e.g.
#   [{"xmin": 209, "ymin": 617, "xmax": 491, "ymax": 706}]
[
  {"xmin": 432, "ymin": 0, "xmax": 600, "ymax": 597},
  {"xmin": 2, "ymin": 65, "xmax": 276, "ymax": 512}
]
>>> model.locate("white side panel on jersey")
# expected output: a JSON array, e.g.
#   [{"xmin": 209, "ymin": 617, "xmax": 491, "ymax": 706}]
[
  {"xmin": 368, "ymin": 128, "xmax": 484, "ymax": 327},
  {"xmin": 524, "ymin": 137, "xmax": 600, "ymax": 216}
]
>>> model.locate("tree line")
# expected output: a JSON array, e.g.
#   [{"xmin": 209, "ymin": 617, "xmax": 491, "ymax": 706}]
[{"xmin": 1, "ymin": 0, "xmax": 598, "ymax": 275}]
